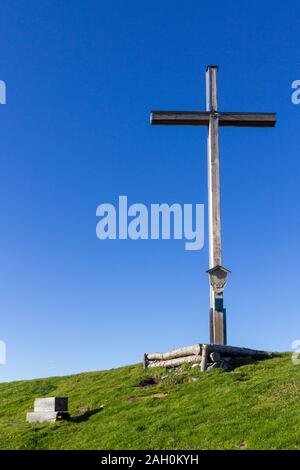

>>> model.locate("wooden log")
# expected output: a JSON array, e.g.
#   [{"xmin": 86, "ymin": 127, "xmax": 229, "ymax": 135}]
[
  {"xmin": 147, "ymin": 355, "xmax": 202, "ymax": 369},
  {"xmin": 146, "ymin": 344, "xmax": 201, "ymax": 362},
  {"xmin": 144, "ymin": 344, "xmax": 273, "ymax": 369},
  {"xmin": 143, "ymin": 354, "xmax": 149, "ymax": 369},
  {"xmin": 201, "ymin": 345, "xmax": 208, "ymax": 372},
  {"xmin": 206, "ymin": 344, "xmax": 273, "ymax": 358}
]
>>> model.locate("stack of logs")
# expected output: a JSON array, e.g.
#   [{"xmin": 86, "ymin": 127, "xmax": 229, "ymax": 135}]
[{"xmin": 144, "ymin": 344, "xmax": 273, "ymax": 371}]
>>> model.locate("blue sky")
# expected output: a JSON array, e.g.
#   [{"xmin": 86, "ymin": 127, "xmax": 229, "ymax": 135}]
[{"xmin": 0, "ymin": 0, "xmax": 300, "ymax": 381}]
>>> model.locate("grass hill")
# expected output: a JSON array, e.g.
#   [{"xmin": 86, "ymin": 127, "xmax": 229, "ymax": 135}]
[{"xmin": 0, "ymin": 353, "xmax": 299, "ymax": 450}]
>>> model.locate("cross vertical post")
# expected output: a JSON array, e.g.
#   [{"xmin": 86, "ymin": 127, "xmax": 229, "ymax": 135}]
[{"xmin": 206, "ymin": 66, "xmax": 226, "ymax": 345}]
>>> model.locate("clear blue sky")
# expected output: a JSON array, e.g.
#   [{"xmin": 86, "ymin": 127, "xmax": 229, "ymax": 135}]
[{"xmin": 1, "ymin": 0, "xmax": 300, "ymax": 381}]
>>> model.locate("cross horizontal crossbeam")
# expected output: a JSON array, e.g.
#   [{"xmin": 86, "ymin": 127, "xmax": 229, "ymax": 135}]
[{"xmin": 150, "ymin": 111, "xmax": 276, "ymax": 128}]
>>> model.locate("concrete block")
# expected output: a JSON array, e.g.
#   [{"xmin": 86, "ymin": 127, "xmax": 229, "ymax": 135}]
[{"xmin": 34, "ymin": 397, "xmax": 68, "ymax": 412}]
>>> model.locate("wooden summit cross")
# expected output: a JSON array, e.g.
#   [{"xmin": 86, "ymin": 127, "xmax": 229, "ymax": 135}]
[{"xmin": 150, "ymin": 65, "xmax": 276, "ymax": 346}]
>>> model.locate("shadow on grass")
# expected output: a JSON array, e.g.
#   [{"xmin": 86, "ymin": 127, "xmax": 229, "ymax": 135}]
[
  {"xmin": 229, "ymin": 354, "xmax": 282, "ymax": 370},
  {"xmin": 70, "ymin": 407, "xmax": 104, "ymax": 423}
]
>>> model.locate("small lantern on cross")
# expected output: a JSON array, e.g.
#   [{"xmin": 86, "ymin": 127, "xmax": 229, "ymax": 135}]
[{"xmin": 207, "ymin": 265, "xmax": 231, "ymax": 298}]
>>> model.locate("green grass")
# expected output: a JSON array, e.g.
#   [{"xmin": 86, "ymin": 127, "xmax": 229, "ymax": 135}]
[{"xmin": 0, "ymin": 354, "xmax": 299, "ymax": 450}]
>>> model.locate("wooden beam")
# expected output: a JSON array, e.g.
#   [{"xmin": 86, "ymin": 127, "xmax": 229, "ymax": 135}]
[
  {"xmin": 150, "ymin": 111, "xmax": 276, "ymax": 128},
  {"xmin": 150, "ymin": 111, "xmax": 210, "ymax": 126},
  {"xmin": 218, "ymin": 112, "xmax": 276, "ymax": 128},
  {"xmin": 206, "ymin": 66, "xmax": 226, "ymax": 345},
  {"xmin": 206, "ymin": 66, "xmax": 218, "ymax": 112}
]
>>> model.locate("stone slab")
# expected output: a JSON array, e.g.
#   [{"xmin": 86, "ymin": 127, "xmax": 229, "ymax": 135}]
[
  {"xmin": 34, "ymin": 397, "xmax": 68, "ymax": 412},
  {"xmin": 26, "ymin": 411, "xmax": 60, "ymax": 423}
]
